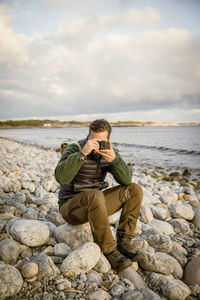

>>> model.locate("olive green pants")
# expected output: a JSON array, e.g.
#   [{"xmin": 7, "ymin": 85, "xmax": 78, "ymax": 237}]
[{"xmin": 60, "ymin": 183, "xmax": 143, "ymax": 253}]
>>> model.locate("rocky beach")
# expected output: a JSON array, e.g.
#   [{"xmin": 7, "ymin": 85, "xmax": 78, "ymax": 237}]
[{"xmin": 0, "ymin": 137, "xmax": 200, "ymax": 300}]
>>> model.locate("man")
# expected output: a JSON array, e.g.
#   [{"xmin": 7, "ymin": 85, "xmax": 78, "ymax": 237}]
[{"xmin": 54, "ymin": 119, "xmax": 143, "ymax": 272}]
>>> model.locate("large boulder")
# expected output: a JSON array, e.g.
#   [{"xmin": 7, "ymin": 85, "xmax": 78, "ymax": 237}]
[
  {"xmin": 10, "ymin": 219, "xmax": 50, "ymax": 247},
  {"xmin": 183, "ymin": 256, "xmax": 200, "ymax": 286},
  {"xmin": 161, "ymin": 278, "xmax": 190, "ymax": 300},
  {"xmin": 54, "ymin": 222, "xmax": 93, "ymax": 250},
  {"xmin": 135, "ymin": 251, "xmax": 183, "ymax": 278},
  {"xmin": 0, "ymin": 261, "xmax": 23, "ymax": 299},
  {"xmin": 60, "ymin": 242, "xmax": 101, "ymax": 278},
  {"xmin": 170, "ymin": 202, "xmax": 194, "ymax": 220},
  {"xmin": 144, "ymin": 233, "xmax": 173, "ymax": 253}
]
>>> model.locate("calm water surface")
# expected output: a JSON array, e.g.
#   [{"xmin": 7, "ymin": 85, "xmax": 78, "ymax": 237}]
[{"xmin": 0, "ymin": 126, "xmax": 200, "ymax": 173}]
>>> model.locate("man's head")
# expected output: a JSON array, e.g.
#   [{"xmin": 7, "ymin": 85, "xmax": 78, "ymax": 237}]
[{"xmin": 88, "ymin": 119, "xmax": 112, "ymax": 141}]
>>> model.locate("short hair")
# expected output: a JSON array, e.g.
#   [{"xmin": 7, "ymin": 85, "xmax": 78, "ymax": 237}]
[{"xmin": 89, "ymin": 119, "xmax": 112, "ymax": 138}]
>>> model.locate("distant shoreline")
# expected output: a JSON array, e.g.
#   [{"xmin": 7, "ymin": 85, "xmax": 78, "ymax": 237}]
[{"xmin": 0, "ymin": 119, "xmax": 199, "ymax": 129}]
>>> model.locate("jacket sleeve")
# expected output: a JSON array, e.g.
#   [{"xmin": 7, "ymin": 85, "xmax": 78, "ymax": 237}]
[
  {"xmin": 109, "ymin": 149, "xmax": 132, "ymax": 185},
  {"xmin": 54, "ymin": 143, "xmax": 85, "ymax": 185}
]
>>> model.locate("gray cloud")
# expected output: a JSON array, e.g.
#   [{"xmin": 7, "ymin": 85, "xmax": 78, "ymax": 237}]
[{"xmin": 0, "ymin": 5, "xmax": 200, "ymax": 121}]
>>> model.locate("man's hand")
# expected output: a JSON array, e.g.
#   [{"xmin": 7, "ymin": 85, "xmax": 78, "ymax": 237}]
[
  {"xmin": 82, "ymin": 139, "xmax": 99, "ymax": 156},
  {"xmin": 99, "ymin": 145, "xmax": 116, "ymax": 162}
]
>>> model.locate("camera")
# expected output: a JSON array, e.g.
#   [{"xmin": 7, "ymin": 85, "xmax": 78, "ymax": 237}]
[{"xmin": 97, "ymin": 140, "xmax": 110, "ymax": 150}]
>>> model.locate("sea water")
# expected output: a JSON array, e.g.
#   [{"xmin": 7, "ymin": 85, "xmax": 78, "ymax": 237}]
[{"xmin": 0, "ymin": 126, "xmax": 200, "ymax": 173}]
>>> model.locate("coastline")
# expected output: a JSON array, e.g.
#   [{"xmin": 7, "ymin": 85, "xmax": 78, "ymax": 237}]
[
  {"xmin": 0, "ymin": 137, "xmax": 200, "ymax": 299},
  {"xmin": 0, "ymin": 120, "xmax": 199, "ymax": 129}
]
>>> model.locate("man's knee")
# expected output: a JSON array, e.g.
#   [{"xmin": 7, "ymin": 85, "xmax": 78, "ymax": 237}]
[
  {"xmin": 126, "ymin": 183, "xmax": 143, "ymax": 205},
  {"xmin": 82, "ymin": 189, "xmax": 105, "ymax": 208}
]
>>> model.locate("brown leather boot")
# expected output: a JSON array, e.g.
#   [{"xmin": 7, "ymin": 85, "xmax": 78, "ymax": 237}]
[
  {"xmin": 117, "ymin": 236, "xmax": 137, "ymax": 261},
  {"xmin": 104, "ymin": 249, "xmax": 132, "ymax": 272}
]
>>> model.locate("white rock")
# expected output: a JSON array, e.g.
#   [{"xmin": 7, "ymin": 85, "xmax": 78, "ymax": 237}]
[
  {"xmin": 93, "ymin": 253, "xmax": 111, "ymax": 273},
  {"xmin": 10, "ymin": 219, "xmax": 50, "ymax": 247},
  {"xmin": 193, "ymin": 206, "xmax": 200, "ymax": 229},
  {"xmin": 60, "ymin": 242, "xmax": 101, "ymax": 278},
  {"xmin": 150, "ymin": 205, "xmax": 170, "ymax": 221},
  {"xmin": 150, "ymin": 219, "xmax": 175, "ymax": 235},
  {"xmin": 170, "ymin": 202, "xmax": 194, "ymax": 220},
  {"xmin": 108, "ymin": 210, "xmax": 121, "ymax": 225},
  {"xmin": 144, "ymin": 233, "xmax": 173, "ymax": 253},
  {"xmin": 160, "ymin": 192, "xmax": 178, "ymax": 205},
  {"xmin": 140, "ymin": 205, "xmax": 154, "ymax": 223}
]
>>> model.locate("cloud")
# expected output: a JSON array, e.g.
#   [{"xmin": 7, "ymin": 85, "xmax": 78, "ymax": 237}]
[
  {"xmin": 0, "ymin": 5, "xmax": 199, "ymax": 121},
  {"xmin": 0, "ymin": 8, "xmax": 30, "ymax": 66}
]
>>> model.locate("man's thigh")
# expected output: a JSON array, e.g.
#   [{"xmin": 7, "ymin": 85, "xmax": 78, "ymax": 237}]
[
  {"xmin": 103, "ymin": 185, "xmax": 128, "ymax": 216},
  {"xmin": 59, "ymin": 193, "xmax": 88, "ymax": 225}
]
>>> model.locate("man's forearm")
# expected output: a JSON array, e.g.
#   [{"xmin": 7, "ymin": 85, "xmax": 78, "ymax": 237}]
[{"xmin": 54, "ymin": 144, "xmax": 85, "ymax": 184}]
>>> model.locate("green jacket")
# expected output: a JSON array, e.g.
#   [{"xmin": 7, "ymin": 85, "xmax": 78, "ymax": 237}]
[{"xmin": 54, "ymin": 143, "xmax": 132, "ymax": 205}]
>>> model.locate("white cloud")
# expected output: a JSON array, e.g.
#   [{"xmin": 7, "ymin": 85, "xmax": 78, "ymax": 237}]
[
  {"xmin": 0, "ymin": 8, "xmax": 30, "ymax": 66},
  {"xmin": 0, "ymin": 4, "xmax": 199, "ymax": 121}
]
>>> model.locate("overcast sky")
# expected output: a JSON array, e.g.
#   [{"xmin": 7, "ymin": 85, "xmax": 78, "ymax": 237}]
[{"xmin": 0, "ymin": 0, "xmax": 200, "ymax": 123}]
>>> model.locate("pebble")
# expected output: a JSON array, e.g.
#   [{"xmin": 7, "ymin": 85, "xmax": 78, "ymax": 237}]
[{"xmin": 21, "ymin": 262, "xmax": 39, "ymax": 278}]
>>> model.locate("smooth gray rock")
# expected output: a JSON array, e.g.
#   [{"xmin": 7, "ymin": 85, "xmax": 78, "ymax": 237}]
[
  {"xmin": 160, "ymin": 192, "xmax": 178, "ymax": 205},
  {"xmin": 60, "ymin": 242, "xmax": 101, "ymax": 278},
  {"xmin": 135, "ymin": 251, "xmax": 183, "ymax": 278},
  {"xmin": 15, "ymin": 203, "xmax": 27, "ymax": 214},
  {"xmin": 31, "ymin": 253, "xmax": 60, "ymax": 280},
  {"xmin": 122, "ymin": 290, "xmax": 143, "ymax": 300},
  {"xmin": 0, "ymin": 238, "xmax": 20, "ymax": 264},
  {"xmin": 118, "ymin": 266, "xmax": 147, "ymax": 289},
  {"xmin": 10, "ymin": 219, "xmax": 50, "ymax": 247},
  {"xmin": 54, "ymin": 222, "xmax": 93, "ymax": 250},
  {"xmin": 147, "ymin": 272, "xmax": 174, "ymax": 291},
  {"xmin": 140, "ymin": 288, "xmax": 161, "ymax": 300},
  {"xmin": 88, "ymin": 289, "xmax": 112, "ymax": 300},
  {"xmin": 161, "ymin": 279, "xmax": 190, "ymax": 300},
  {"xmin": 183, "ymin": 256, "xmax": 200, "ymax": 286},
  {"xmin": 169, "ymin": 250, "xmax": 188, "ymax": 267},
  {"xmin": 144, "ymin": 233, "xmax": 173, "ymax": 253},
  {"xmin": 0, "ymin": 261, "xmax": 23, "ymax": 299}
]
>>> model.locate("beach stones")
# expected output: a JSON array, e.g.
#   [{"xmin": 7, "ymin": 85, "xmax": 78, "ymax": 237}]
[
  {"xmin": 150, "ymin": 219, "xmax": 175, "ymax": 235},
  {"xmin": 193, "ymin": 206, "xmax": 200, "ymax": 229},
  {"xmin": 183, "ymin": 256, "xmax": 200, "ymax": 286},
  {"xmin": 170, "ymin": 202, "xmax": 194, "ymax": 220},
  {"xmin": 54, "ymin": 222, "xmax": 93, "ymax": 250},
  {"xmin": 10, "ymin": 219, "xmax": 50, "ymax": 247},
  {"xmin": 60, "ymin": 242, "xmax": 101, "ymax": 278},
  {"xmin": 135, "ymin": 251, "xmax": 183, "ymax": 278},
  {"xmin": 0, "ymin": 261, "xmax": 23, "ymax": 299},
  {"xmin": 0, "ymin": 238, "xmax": 20, "ymax": 264},
  {"xmin": 140, "ymin": 205, "xmax": 154, "ymax": 223},
  {"xmin": 161, "ymin": 278, "xmax": 190, "ymax": 300},
  {"xmin": 21, "ymin": 262, "xmax": 39, "ymax": 278},
  {"xmin": 144, "ymin": 233, "xmax": 173, "ymax": 253},
  {"xmin": 31, "ymin": 253, "xmax": 60, "ymax": 280}
]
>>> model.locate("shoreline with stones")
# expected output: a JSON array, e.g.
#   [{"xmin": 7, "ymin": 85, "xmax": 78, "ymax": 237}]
[{"xmin": 0, "ymin": 137, "xmax": 200, "ymax": 300}]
